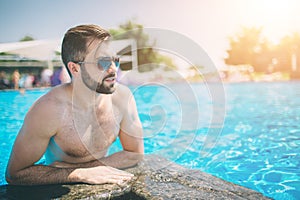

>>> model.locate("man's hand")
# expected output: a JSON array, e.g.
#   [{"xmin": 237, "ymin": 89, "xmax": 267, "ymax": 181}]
[{"xmin": 68, "ymin": 165, "xmax": 134, "ymax": 185}]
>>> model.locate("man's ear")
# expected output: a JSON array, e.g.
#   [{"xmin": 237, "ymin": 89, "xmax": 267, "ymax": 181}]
[{"xmin": 67, "ymin": 62, "xmax": 80, "ymax": 76}]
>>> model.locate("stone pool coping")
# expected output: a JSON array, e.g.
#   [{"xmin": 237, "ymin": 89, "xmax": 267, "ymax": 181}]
[{"xmin": 0, "ymin": 155, "xmax": 271, "ymax": 199}]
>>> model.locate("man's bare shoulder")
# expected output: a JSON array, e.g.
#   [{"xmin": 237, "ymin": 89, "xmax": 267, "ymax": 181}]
[
  {"xmin": 33, "ymin": 84, "xmax": 70, "ymax": 109},
  {"xmin": 112, "ymin": 83, "xmax": 135, "ymax": 110},
  {"xmin": 113, "ymin": 84, "xmax": 133, "ymax": 102},
  {"xmin": 15, "ymin": 84, "xmax": 71, "ymax": 139},
  {"xmin": 25, "ymin": 84, "xmax": 71, "ymax": 127},
  {"xmin": 114, "ymin": 83, "xmax": 132, "ymax": 96}
]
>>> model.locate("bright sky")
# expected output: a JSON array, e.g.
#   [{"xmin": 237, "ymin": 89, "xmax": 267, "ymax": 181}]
[{"xmin": 1, "ymin": 0, "xmax": 300, "ymax": 68}]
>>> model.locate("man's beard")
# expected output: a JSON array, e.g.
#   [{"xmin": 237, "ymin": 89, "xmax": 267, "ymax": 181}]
[{"xmin": 80, "ymin": 65, "xmax": 116, "ymax": 94}]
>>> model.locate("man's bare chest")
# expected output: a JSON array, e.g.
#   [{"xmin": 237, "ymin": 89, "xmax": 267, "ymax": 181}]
[{"xmin": 54, "ymin": 105, "xmax": 122, "ymax": 158}]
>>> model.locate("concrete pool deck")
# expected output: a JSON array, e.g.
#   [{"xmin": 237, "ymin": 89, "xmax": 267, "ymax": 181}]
[{"xmin": 0, "ymin": 155, "xmax": 271, "ymax": 199}]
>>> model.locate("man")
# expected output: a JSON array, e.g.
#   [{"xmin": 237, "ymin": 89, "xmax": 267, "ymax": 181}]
[{"xmin": 6, "ymin": 24, "xmax": 144, "ymax": 185}]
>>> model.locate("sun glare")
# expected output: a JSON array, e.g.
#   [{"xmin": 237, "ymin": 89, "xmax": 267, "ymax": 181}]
[
  {"xmin": 241, "ymin": 0, "xmax": 300, "ymax": 44},
  {"xmin": 261, "ymin": 0, "xmax": 289, "ymax": 14}
]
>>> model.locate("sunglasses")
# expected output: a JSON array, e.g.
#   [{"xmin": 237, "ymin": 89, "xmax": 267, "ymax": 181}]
[{"xmin": 75, "ymin": 56, "xmax": 120, "ymax": 71}]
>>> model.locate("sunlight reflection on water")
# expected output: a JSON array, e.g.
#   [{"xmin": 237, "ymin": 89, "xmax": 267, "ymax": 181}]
[{"xmin": 1, "ymin": 82, "xmax": 300, "ymax": 199}]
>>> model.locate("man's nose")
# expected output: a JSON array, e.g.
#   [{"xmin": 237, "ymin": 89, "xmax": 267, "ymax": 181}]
[{"xmin": 106, "ymin": 62, "xmax": 117, "ymax": 73}]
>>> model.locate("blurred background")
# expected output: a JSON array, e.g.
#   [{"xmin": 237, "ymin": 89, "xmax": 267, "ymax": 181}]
[
  {"xmin": 1, "ymin": 0, "xmax": 300, "ymax": 88},
  {"xmin": 1, "ymin": 1, "xmax": 300, "ymax": 199}
]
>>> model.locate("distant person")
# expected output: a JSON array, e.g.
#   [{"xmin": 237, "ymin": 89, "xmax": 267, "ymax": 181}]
[
  {"xmin": 24, "ymin": 73, "xmax": 35, "ymax": 89},
  {"xmin": 18, "ymin": 74, "xmax": 26, "ymax": 89},
  {"xmin": 0, "ymin": 71, "xmax": 10, "ymax": 90},
  {"xmin": 40, "ymin": 68, "xmax": 53, "ymax": 86},
  {"xmin": 50, "ymin": 67, "xmax": 62, "ymax": 86},
  {"xmin": 32, "ymin": 74, "xmax": 40, "ymax": 87},
  {"xmin": 6, "ymin": 24, "xmax": 144, "ymax": 185},
  {"xmin": 12, "ymin": 70, "xmax": 20, "ymax": 90}
]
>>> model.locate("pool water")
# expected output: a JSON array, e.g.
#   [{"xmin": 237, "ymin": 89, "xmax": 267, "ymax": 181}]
[{"xmin": 0, "ymin": 82, "xmax": 300, "ymax": 200}]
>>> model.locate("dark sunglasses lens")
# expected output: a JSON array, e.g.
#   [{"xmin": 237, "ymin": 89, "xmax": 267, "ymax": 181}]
[
  {"xmin": 114, "ymin": 61, "xmax": 120, "ymax": 68},
  {"xmin": 98, "ymin": 57, "xmax": 120, "ymax": 70},
  {"xmin": 98, "ymin": 58, "xmax": 111, "ymax": 70}
]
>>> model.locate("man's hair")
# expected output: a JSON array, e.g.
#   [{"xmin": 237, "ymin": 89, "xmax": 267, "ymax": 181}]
[{"xmin": 61, "ymin": 24, "xmax": 111, "ymax": 78}]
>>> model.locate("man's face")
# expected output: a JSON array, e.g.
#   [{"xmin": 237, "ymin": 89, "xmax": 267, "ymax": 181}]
[{"xmin": 80, "ymin": 40, "xmax": 118, "ymax": 94}]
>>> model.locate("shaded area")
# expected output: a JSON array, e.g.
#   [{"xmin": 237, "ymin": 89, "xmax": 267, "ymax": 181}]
[{"xmin": 0, "ymin": 184, "xmax": 70, "ymax": 200}]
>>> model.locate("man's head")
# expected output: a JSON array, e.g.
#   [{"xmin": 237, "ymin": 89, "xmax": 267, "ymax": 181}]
[
  {"xmin": 61, "ymin": 24, "xmax": 110, "ymax": 78},
  {"xmin": 62, "ymin": 24, "xmax": 119, "ymax": 94}
]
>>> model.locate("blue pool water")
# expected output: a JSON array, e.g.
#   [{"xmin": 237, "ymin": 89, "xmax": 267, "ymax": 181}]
[{"xmin": 0, "ymin": 82, "xmax": 300, "ymax": 200}]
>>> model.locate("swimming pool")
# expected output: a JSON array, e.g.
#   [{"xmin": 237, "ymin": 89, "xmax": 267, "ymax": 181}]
[{"xmin": 0, "ymin": 82, "xmax": 299, "ymax": 200}]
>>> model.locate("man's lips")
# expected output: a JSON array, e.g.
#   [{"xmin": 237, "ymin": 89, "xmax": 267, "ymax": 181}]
[{"xmin": 104, "ymin": 76, "xmax": 116, "ymax": 82}]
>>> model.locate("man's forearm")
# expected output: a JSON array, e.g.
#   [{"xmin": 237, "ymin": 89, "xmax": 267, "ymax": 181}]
[
  {"xmin": 99, "ymin": 150, "xmax": 144, "ymax": 169},
  {"xmin": 7, "ymin": 163, "xmax": 135, "ymax": 186},
  {"xmin": 6, "ymin": 165, "xmax": 78, "ymax": 185}
]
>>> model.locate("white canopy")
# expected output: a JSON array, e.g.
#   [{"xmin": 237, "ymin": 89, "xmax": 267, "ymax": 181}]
[
  {"xmin": 0, "ymin": 39, "xmax": 137, "ymax": 69},
  {"xmin": 0, "ymin": 39, "xmax": 61, "ymax": 61}
]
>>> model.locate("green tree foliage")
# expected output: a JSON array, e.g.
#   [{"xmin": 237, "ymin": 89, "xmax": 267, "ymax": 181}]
[
  {"xmin": 19, "ymin": 35, "xmax": 34, "ymax": 42},
  {"xmin": 109, "ymin": 20, "xmax": 176, "ymax": 72}
]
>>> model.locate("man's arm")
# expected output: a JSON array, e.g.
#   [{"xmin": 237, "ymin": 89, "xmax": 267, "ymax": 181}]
[
  {"xmin": 5, "ymin": 97, "xmax": 133, "ymax": 185},
  {"xmin": 6, "ymin": 163, "xmax": 133, "ymax": 185},
  {"xmin": 5, "ymin": 98, "xmax": 64, "ymax": 185}
]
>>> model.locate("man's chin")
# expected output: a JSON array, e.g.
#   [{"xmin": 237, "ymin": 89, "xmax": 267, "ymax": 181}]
[{"xmin": 96, "ymin": 84, "xmax": 116, "ymax": 94}]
